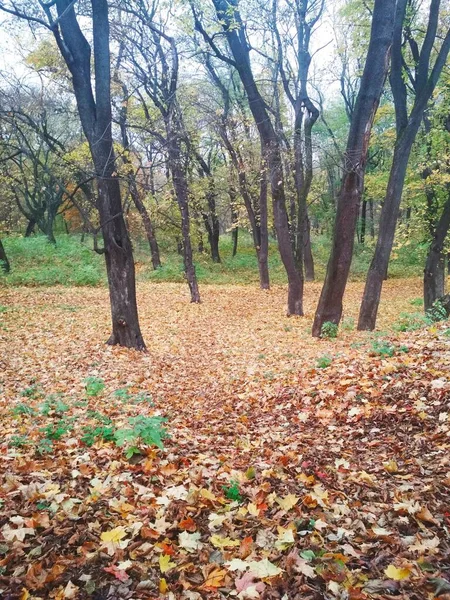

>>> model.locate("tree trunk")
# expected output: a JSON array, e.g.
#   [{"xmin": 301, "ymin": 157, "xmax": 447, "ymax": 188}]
[
  {"xmin": 0, "ymin": 238, "xmax": 10, "ymax": 273},
  {"xmin": 25, "ymin": 219, "xmax": 36, "ymax": 237},
  {"xmin": 424, "ymin": 190, "xmax": 450, "ymax": 311},
  {"xmin": 232, "ymin": 227, "xmax": 238, "ymax": 257},
  {"xmin": 258, "ymin": 161, "xmax": 270, "ymax": 290},
  {"xmin": 229, "ymin": 185, "xmax": 239, "ymax": 257},
  {"xmin": 304, "ymin": 214, "xmax": 315, "ymax": 281},
  {"xmin": 312, "ymin": 0, "xmax": 395, "ymax": 337},
  {"xmin": 369, "ymin": 199, "xmax": 375, "ymax": 238},
  {"xmin": 360, "ymin": 198, "xmax": 367, "ymax": 244},
  {"xmin": 168, "ymin": 134, "xmax": 201, "ymax": 303},
  {"xmin": 53, "ymin": 0, "xmax": 145, "ymax": 350},
  {"xmin": 358, "ymin": 0, "xmax": 450, "ymax": 330}
]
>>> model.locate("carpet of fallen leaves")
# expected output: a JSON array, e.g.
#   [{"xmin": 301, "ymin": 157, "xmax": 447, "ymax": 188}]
[{"xmin": 0, "ymin": 279, "xmax": 450, "ymax": 600}]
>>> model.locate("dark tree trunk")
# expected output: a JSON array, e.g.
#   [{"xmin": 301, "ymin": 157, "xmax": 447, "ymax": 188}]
[
  {"xmin": 258, "ymin": 160, "xmax": 270, "ymax": 290},
  {"xmin": 25, "ymin": 219, "xmax": 36, "ymax": 237},
  {"xmin": 358, "ymin": 0, "xmax": 450, "ymax": 330},
  {"xmin": 312, "ymin": 0, "xmax": 395, "ymax": 337},
  {"xmin": 0, "ymin": 238, "xmax": 10, "ymax": 273},
  {"xmin": 229, "ymin": 185, "xmax": 239, "ymax": 257},
  {"xmin": 168, "ymin": 134, "xmax": 201, "ymax": 303},
  {"xmin": 360, "ymin": 198, "xmax": 367, "ymax": 244},
  {"xmin": 54, "ymin": 0, "xmax": 145, "ymax": 350},
  {"xmin": 424, "ymin": 190, "xmax": 450, "ymax": 311},
  {"xmin": 211, "ymin": 0, "xmax": 301, "ymax": 313},
  {"xmin": 369, "ymin": 199, "xmax": 375, "ymax": 238},
  {"xmin": 304, "ymin": 214, "xmax": 314, "ymax": 281}
]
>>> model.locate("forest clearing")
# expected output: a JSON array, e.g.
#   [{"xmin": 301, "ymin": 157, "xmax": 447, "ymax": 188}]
[{"xmin": 1, "ymin": 280, "xmax": 449, "ymax": 599}]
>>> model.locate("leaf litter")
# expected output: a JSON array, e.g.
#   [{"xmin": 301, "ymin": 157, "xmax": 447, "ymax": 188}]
[{"xmin": 0, "ymin": 279, "xmax": 449, "ymax": 599}]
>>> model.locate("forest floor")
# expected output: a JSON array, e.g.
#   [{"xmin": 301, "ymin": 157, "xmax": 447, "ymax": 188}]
[{"xmin": 0, "ymin": 279, "xmax": 449, "ymax": 600}]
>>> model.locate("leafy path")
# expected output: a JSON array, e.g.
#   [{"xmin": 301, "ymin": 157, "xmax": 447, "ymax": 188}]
[{"xmin": 0, "ymin": 281, "xmax": 449, "ymax": 599}]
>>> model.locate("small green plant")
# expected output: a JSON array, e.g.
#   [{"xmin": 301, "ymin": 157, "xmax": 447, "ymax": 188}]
[
  {"xmin": 410, "ymin": 297, "xmax": 423, "ymax": 307},
  {"xmin": 11, "ymin": 403, "xmax": 36, "ymax": 416},
  {"xmin": 0, "ymin": 305, "xmax": 7, "ymax": 313},
  {"xmin": 223, "ymin": 480, "xmax": 242, "ymax": 502},
  {"xmin": 321, "ymin": 321, "xmax": 338, "ymax": 339},
  {"xmin": 341, "ymin": 317, "xmax": 355, "ymax": 331},
  {"xmin": 40, "ymin": 418, "xmax": 74, "ymax": 440},
  {"xmin": 394, "ymin": 312, "xmax": 430, "ymax": 332},
  {"xmin": 114, "ymin": 415, "xmax": 167, "ymax": 458},
  {"xmin": 39, "ymin": 395, "xmax": 69, "ymax": 416},
  {"xmin": 84, "ymin": 376, "xmax": 105, "ymax": 397},
  {"xmin": 371, "ymin": 340, "xmax": 395, "ymax": 357},
  {"xmin": 36, "ymin": 438, "xmax": 53, "ymax": 455},
  {"xmin": 86, "ymin": 410, "xmax": 112, "ymax": 424},
  {"xmin": 81, "ymin": 425, "xmax": 115, "ymax": 447},
  {"xmin": 427, "ymin": 298, "xmax": 448, "ymax": 323},
  {"xmin": 20, "ymin": 384, "xmax": 43, "ymax": 400},
  {"xmin": 9, "ymin": 434, "xmax": 29, "ymax": 448},
  {"xmin": 316, "ymin": 355, "xmax": 332, "ymax": 369},
  {"xmin": 113, "ymin": 387, "xmax": 132, "ymax": 402},
  {"xmin": 443, "ymin": 328, "xmax": 450, "ymax": 337}
]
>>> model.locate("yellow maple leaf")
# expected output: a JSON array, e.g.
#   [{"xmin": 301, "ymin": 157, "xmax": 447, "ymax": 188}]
[
  {"xmin": 159, "ymin": 578, "xmax": 168, "ymax": 593},
  {"xmin": 276, "ymin": 494, "xmax": 299, "ymax": 511},
  {"xmin": 101, "ymin": 526, "xmax": 127, "ymax": 543},
  {"xmin": 384, "ymin": 564, "xmax": 411, "ymax": 580},
  {"xmin": 210, "ymin": 534, "xmax": 240, "ymax": 549},
  {"xmin": 248, "ymin": 502, "xmax": 259, "ymax": 516},
  {"xmin": 159, "ymin": 553, "xmax": 176, "ymax": 574}
]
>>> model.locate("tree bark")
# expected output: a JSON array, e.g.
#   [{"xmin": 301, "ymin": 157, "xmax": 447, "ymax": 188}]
[
  {"xmin": 25, "ymin": 219, "xmax": 36, "ymax": 237},
  {"xmin": 358, "ymin": 0, "xmax": 450, "ymax": 330},
  {"xmin": 0, "ymin": 238, "xmax": 10, "ymax": 273},
  {"xmin": 54, "ymin": 0, "xmax": 145, "ymax": 350},
  {"xmin": 168, "ymin": 132, "xmax": 201, "ymax": 303},
  {"xmin": 258, "ymin": 160, "xmax": 270, "ymax": 290},
  {"xmin": 303, "ymin": 214, "xmax": 314, "ymax": 280},
  {"xmin": 360, "ymin": 198, "xmax": 367, "ymax": 245},
  {"xmin": 312, "ymin": 0, "xmax": 395, "ymax": 337}
]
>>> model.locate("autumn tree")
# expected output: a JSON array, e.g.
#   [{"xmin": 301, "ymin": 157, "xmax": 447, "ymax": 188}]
[
  {"xmin": 358, "ymin": 0, "xmax": 450, "ymax": 330},
  {"xmin": 311, "ymin": 0, "xmax": 396, "ymax": 337}
]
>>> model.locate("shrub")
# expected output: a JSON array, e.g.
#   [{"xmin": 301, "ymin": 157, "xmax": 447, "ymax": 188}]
[
  {"xmin": 114, "ymin": 415, "xmax": 167, "ymax": 458},
  {"xmin": 84, "ymin": 376, "xmax": 105, "ymax": 397},
  {"xmin": 321, "ymin": 321, "xmax": 338, "ymax": 339}
]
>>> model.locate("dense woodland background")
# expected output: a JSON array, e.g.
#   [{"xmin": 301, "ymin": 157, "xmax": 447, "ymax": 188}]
[{"xmin": 0, "ymin": 0, "xmax": 449, "ymax": 348}]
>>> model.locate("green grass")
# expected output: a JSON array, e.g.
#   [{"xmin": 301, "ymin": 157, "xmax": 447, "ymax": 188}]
[{"xmin": 0, "ymin": 231, "xmax": 426, "ymax": 288}]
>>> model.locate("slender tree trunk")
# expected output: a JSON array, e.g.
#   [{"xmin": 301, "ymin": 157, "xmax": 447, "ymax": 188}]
[
  {"xmin": 358, "ymin": 120, "xmax": 428, "ymax": 330},
  {"xmin": 25, "ymin": 219, "xmax": 36, "ymax": 237},
  {"xmin": 360, "ymin": 198, "xmax": 367, "ymax": 244},
  {"xmin": 369, "ymin": 199, "xmax": 375, "ymax": 238},
  {"xmin": 258, "ymin": 160, "xmax": 270, "ymax": 290},
  {"xmin": 312, "ymin": 0, "xmax": 395, "ymax": 337},
  {"xmin": 229, "ymin": 185, "xmax": 239, "ymax": 257},
  {"xmin": 168, "ymin": 134, "xmax": 200, "ymax": 303},
  {"xmin": 0, "ymin": 238, "xmax": 10, "ymax": 273},
  {"xmin": 304, "ymin": 214, "xmax": 314, "ymax": 281},
  {"xmin": 424, "ymin": 190, "xmax": 450, "ymax": 311}
]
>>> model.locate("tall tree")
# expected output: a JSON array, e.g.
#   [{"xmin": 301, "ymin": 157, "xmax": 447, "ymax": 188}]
[
  {"xmin": 311, "ymin": 0, "xmax": 396, "ymax": 337},
  {"xmin": 0, "ymin": 0, "xmax": 146, "ymax": 349},
  {"xmin": 195, "ymin": 0, "xmax": 304, "ymax": 314},
  {"xmin": 271, "ymin": 0, "xmax": 323, "ymax": 281},
  {"xmin": 358, "ymin": 0, "xmax": 450, "ymax": 330}
]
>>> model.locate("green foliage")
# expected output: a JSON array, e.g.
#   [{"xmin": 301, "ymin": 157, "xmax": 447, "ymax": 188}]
[
  {"xmin": 410, "ymin": 297, "xmax": 423, "ymax": 307},
  {"xmin": 316, "ymin": 355, "xmax": 333, "ymax": 369},
  {"xmin": 84, "ymin": 377, "xmax": 105, "ymax": 397},
  {"xmin": 81, "ymin": 425, "xmax": 115, "ymax": 447},
  {"xmin": 39, "ymin": 395, "xmax": 69, "ymax": 416},
  {"xmin": 321, "ymin": 321, "xmax": 338, "ymax": 339},
  {"xmin": 11, "ymin": 403, "xmax": 36, "ymax": 416},
  {"xmin": 223, "ymin": 480, "xmax": 242, "ymax": 502},
  {"xmin": 8, "ymin": 434, "xmax": 29, "ymax": 448},
  {"xmin": 114, "ymin": 415, "xmax": 167, "ymax": 456},
  {"xmin": 371, "ymin": 340, "xmax": 395, "ymax": 357},
  {"xmin": 40, "ymin": 418, "xmax": 74, "ymax": 440},
  {"xmin": 36, "ymin": 439, "xmax": 53, "ymax": 455},
  {"xmin": 20, "ymin": 384, "xmax": 43, "ymax": 400},
  {"xmin": 393, "ymin": 311, "xmax": 431, "ymax": 332},
  {"xmin": 426, "ymin": 299, "xmax": 448, "ymax": 323}
]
